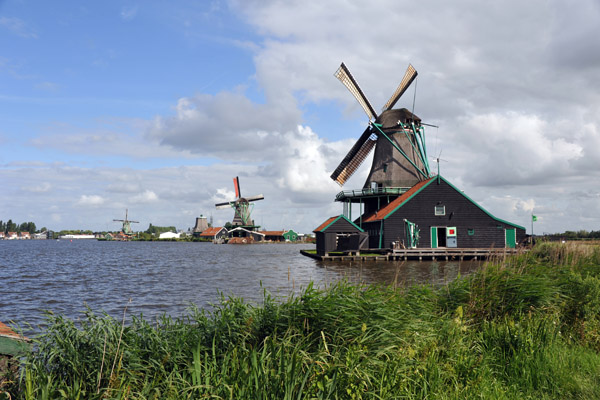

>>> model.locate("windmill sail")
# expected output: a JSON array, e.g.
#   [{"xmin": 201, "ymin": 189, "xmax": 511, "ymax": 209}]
[
  {"xmin": 331, "ymin": 62, "xmax": 427, "ymax": 189},
  {"xmin": 215, "ymin": 201, "xmax": 234, "ymax": 210},
  {"xmin": 244, "ymin": 194, "xmax": 264, "ymax": 202},
  {"xmin": 382, "ymin": 64, "xmax": 418, "ymax": 112},
  {"xmin": 233, "ymin": 176, "xmax": 241, "ymax": 198},
  {"xmin": 330, "ymin": 126, "xmax": 377, "ymax": 185},
  {"xmin": 334, "ymin": 63, "xmax": 377, "ymax": 121}
]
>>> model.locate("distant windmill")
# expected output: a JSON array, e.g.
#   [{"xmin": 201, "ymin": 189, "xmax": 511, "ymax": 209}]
[
  {"xmin": 215, "ymin": 177, "xmax": 264, "ymax": 228},
  {"xmin": 113, "ymin": 209, "xmax": 139, "ymax": 235}
]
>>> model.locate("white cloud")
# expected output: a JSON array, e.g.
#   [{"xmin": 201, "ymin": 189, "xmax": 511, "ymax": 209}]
[
  {"xmin": 132, "ymin": 190, "xmax": 158, "ymax": 203},
  {"xmin": 454, "ymin": 112, "xmax": 583, "ymax": 186},
  {"xmin": 0, "ymin": 16, "xmax": 38, "ymax": 39},
  {"xmin": 120, "ymin": 6, "xmax": 139, "ymax": 21},
  {"xmin": 20, "ymin": 182, "xmax": 51, "ymax": 193},
  {"xmin": 77, "ymin": 195, "xmax": 105, "ymax": 206},
  {"xmin": 212, "ymin": 187, "xmax": 236, "ymax": 203},
  {"xmin": 147, "ymin": 92, "xmax": 301, "ymax": 160}
]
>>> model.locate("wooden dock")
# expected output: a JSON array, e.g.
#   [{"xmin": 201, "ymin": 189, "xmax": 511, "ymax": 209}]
[
  {"xmin": 389, "ymin": 248, "xmax": 521, "ymax": 261},
  {"xmin": 301, "ymin": 248, "xmax": 522, "ymax": 262}
]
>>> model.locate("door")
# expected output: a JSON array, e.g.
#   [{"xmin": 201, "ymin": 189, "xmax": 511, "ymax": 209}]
[
  {"xmin": 431, "ymin": 227, "xmax": 438, "ymax": 248},
  {"xmin": 446, "ymin": 227, "xmax": 457, "ymax": 248},
  {"xmin": 505, "ymin": 228, "xmax": 516, "ymax": 248},
  {"xmin": 405, "ymin": 220, "xmax": 419, "ymax": 248}
]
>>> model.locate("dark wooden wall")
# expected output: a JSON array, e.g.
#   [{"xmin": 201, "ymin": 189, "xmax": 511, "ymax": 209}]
[{"xmin": 364, "ymin": 179, "xmax": 526, "ymax": 249}]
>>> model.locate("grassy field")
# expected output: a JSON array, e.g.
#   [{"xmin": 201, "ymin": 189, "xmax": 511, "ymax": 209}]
[{"xmin": 2, "ymin": 242, "xmax": 600, "ymax": 399}]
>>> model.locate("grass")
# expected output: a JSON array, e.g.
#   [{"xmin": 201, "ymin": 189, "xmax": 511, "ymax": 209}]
[{"xmin": 2, "ymin": 242, "xmax": 600, "ymax": 399}]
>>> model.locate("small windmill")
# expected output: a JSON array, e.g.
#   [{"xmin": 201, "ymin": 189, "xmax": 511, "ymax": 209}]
[
  {"xmin": 331, "ymin": 62, "xmax": 431, "ymax": 189},
  {"xmin": 113, "ymin": 209, "xmax": 139, "ymax": 235},
  {"xmin": 215, "ymin": 177, "xmax": 264, "ymax": 229}
]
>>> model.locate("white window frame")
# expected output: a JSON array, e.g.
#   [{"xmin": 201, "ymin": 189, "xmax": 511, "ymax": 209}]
[{"xmin": 435, "ymin": 205, "xmax": 446, "ymax": 216}]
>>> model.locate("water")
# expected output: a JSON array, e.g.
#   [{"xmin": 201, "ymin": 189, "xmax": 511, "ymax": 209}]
[{"xmin": 0, "ymin": 240, "xmax": 481, "ymax": 329}]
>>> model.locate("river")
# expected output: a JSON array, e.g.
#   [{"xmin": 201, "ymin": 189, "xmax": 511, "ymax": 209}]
[{"xmin": 0, "ymin": 240, "xmax": 481, "ymax": 330}]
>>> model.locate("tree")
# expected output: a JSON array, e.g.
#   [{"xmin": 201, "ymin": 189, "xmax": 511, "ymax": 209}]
[
  {"xmin": 145, "ymin": 224, "xmax": 177, "ymax": 235},
  {"xmin": 5, "ymin": 219, "xmax": 17, "ymax": 233}
]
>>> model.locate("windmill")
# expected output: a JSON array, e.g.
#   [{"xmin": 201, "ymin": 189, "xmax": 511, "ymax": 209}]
[
  {"xmin": 113, "ymin": 209, "xmax": 139, "ymax": 235},
  {"xmin": 215, "ymin": 177, "xmax": 264, "ymax": 229},
  {"xmin": 331, "ymin": 62, "xmax": 433, "ymax": 218},
  {"xmin": 332, "ymin": 62, "xmax": 431, "ymax": 189}
]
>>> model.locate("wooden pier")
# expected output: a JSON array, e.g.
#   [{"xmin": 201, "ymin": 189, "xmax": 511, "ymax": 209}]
[
  {"xmin": 388, "ymin": 248, "xmax": 521, "ymax": 261},
  {"xmin": 301, "ymin": 248, "xmax": 522, "ymax": 262}
]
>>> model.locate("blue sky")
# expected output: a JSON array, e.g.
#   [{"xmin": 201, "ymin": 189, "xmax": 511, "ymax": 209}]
[
  {"xmin": 1, "ymin": 0, "xmax": 600, "ymax": 235},
  {"xmin": 1, "ymin": 1, "xmax": 261, "ymax": 168}
]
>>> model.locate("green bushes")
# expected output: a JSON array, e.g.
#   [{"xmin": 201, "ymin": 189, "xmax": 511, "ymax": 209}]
[{"xmin": 3, "ymin": 243, "xmax": 600, "ymax": 399}]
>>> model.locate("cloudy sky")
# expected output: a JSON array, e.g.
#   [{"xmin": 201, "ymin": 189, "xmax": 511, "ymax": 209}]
[{"xmin": 1, "ymin": 0, "xmax": 599, "ymax": 235}]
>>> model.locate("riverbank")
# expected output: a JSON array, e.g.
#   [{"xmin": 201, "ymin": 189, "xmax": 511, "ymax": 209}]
[{"xmin": 2, "ymin": 242, "xmax": 600, "ymax": 399}]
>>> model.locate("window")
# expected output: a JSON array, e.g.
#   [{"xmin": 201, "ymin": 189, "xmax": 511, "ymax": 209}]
[
  {"xmin": 468, "ymin": 228, "xmax": 475, "ymax": 236},
  {"xmin": 383, "ymin": 163, "xmax": 388, "ymax": 173},
  {"xmin": 435, "ymin": 205, "xmax": 446, "ymax": 216}
]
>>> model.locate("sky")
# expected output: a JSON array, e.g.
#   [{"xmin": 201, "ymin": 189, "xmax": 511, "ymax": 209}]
[{"xmin": 1, "ymin": 0, "xmax": 599, "ymax": 235}]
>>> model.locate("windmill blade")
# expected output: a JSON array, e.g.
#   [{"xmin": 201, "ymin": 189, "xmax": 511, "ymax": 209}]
[
  {"xmin": 245, "ymin": 194, "xmax": 264, "ymax": 202},
  {"xmin": 233, "ymin": 176, "xmax": 241, "ymax": 198},
  {"xmin": 215, "ymin": 201, "xmax": 234, "ymax": 209},
  {"xmin": 330, "ymin": 126, "xmax": 378, "ymax": 186},
  {"xmin": 382, "ymin": 64, "xmax": 418, "ymax": 111},
  {"xmin": 335, "ymin": 63, "xmax": 377, "ymax": 121}
]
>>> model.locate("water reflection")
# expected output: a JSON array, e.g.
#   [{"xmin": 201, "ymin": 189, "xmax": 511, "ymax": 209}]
[{"xmin": 314, "ymin": 259, "xmax": 482, "ymax": 288}]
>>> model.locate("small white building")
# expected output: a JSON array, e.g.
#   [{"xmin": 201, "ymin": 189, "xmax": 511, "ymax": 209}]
[
  {"xmin": 158, "ymin": 231, "xmax": 181, "ymax": 239},
  {"xmin": 58, "ymin": 234, "xmax": 96, "ymax": 239}
]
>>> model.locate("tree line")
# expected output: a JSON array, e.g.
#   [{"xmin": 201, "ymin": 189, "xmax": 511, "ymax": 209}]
[
  {"xmin": 144, "ymin": 224, "xmax": 177, "ymax": 234},
  {"xmin": 0, "ymin": 219, "xmax": 45, "ymax": 234},
  {"xmin": 544, "ymin": 230, "xmax": 600, "ymax": 240}
]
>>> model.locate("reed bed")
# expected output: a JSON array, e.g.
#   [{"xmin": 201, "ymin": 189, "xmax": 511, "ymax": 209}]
[{"xmin": 2, "ymin": 242, "xmax": 600, "ymax": 399}]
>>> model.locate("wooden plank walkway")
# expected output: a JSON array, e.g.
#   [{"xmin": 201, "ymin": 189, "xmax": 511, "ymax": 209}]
[
  {"xmin": 301, "ymin": 248, "xmax": 523, "ymax": 262},
  {"xmin": 389, "ymin": 248, "xmax": 521, "ymax": 261}
]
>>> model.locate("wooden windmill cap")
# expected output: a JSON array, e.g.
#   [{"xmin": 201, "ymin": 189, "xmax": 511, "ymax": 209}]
[{"xmin": 376, "ymin": 108, "xmax": 421, "ymax": 129}]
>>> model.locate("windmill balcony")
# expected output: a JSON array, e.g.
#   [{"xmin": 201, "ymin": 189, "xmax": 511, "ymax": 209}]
[{"xmin": 335, "ymin": 186, "xmax": 410, "ymax": 202}]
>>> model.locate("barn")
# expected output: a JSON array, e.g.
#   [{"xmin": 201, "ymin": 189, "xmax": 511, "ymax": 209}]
[
  {"xmin": 313, "ymin": 215, "xmax": 368, "ymax": 256},
  {"xmin": 198, "ymin": 226, "xmax": 228, "ymax": 241},
  {"xmin": 358, "ymin": 175, "xmax": 526, "ymax": 250},
  {"xmin": 282, "ymin": 229, "xmax": 299, "ymax": 242}
]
